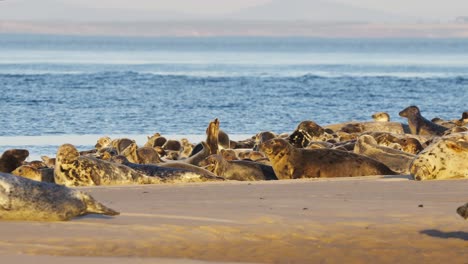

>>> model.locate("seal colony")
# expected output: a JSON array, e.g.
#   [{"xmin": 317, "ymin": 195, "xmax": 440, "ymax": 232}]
[{"xmin": 1, "ymin": 106, "xmax": 468, "ymax": 221}]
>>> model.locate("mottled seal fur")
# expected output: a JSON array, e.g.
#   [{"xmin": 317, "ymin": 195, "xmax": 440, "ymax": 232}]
[
  {"xmin": 457, "ymin": 202, "xmax": 468, "ymax": 219},
  {"xmin": 0, "ymin": 172, "xmax": 118, "ymax": 221},
  {"xmin": 0, "ymin": 149, "xmax": 29, "ymax": 173},
  {"xmin": 288, "ymin": 121, "xmax": 326, "ymax": 148},
  {"xmin": 55, "ymin": 144, "xmax": 162, "ymax": 186},
  {"xmin": 354, "ymin": 135, "xmax": 415, "ymax": 174},
  {"xmin": 410, "ymin": 133, "xmax": 468, "ymax": 180},
  {"xmin": 111, "ymin": 155, "xmax": 223, "ymax": 183},
  {"xmin": 399, "ymin": 106, "xmax": 448, "ymax": 136},
  {"xmin": 260, "ymin": 138, "xmax": 397, "ymax": 179},
  {"xmin": 200, "ymin": 154, "xmax": 277, "ymax": 181}
]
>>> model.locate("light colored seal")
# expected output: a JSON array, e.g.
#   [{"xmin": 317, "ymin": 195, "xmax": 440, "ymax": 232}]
[
  {"xmin": 410, "ymin": 133, "xmax": 468, "ymax": 180},
  {"xmin": 0, "ymin": 172, "xmax": 119, "ymax": 221},
  {"xmin": 55, "ymin": 144, "xmax": 162, "ymax": 186},
  {"xmin": 354, "ymin": 135, "xmax": 415, "ymax": 174},
  {"xmin": 111, "ymin": 155, "xmax": 223, "ymax": 183},
  {"xmin": 0, "ymin": 149, "xmax": 29, "ymax": 173},
  {"xmin": 12, "ymin": 165, "xmax": 42, "ymax": 181},
  {"xmin": 372, "ymin": 112, "xmax": 390, "ymax": 122},
  {"xmin": 200, "ymin": 154, "xmax": 277, "ymax": 181},
  {"xmin": 259, "ymin": 138, "xmax": 397, "ymax": 179},
  {"xmin": 399, "ymin": 105, "xmax": 448, "ymax": 136},
  {"xmin": 457, "ymin": 202, "xmax": 468, "ymax": 219}
]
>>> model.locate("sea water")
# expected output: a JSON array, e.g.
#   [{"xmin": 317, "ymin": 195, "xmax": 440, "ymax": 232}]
[{"xmin": 0, "ymin": 35, "xmax": 467, "ymax": 159}]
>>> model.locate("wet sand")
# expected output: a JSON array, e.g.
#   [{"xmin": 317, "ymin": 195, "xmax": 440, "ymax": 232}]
[{"xmin": 1, "ymin": 176, "xmax": 467, "ymax": 263}]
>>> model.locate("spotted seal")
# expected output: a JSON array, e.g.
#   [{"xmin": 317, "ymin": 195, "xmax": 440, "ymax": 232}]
[
  {"xmin": 410, "ymin": 133, "xmax": 468, "ymax": 180},
  {"xmin": 354, "ymin": 135, "xmax": 415, "ymax": 174},
  {"xmin": 399, "ymin": 106, "xmax": 448, "ymax": 136},
  {"xmin": 200, "ymin": 154, "xmax": 277, "ymax": 181},
  {"xmin": 0, "ymin": 149, "xmax": 29, "ymax": 173},
  {"xmin": 55, "ymin": 144, "xmax": 162, "ymax": 186},
  {"xmin": 259, "ymin": 138, "xmax": 397, "ymax": 179},
  {"xmin": 0, "ymin": 172, "xmax": 118, "ymax": 221},
  {"xmin": 288, "ymin": 120, "xmax": 326, "ymax": 148},
  {"xmin": 457, "ymin": 202, "xmax": 468, "ymax": 219},
  {"xmin": 111, "ymin": 155, "xmax": 223, "ymax": 183}
]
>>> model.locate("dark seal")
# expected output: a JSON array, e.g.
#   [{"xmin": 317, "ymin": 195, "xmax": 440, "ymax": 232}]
[{"xmin": 399, "ymin": 106, "xmax": 448, "ymax": 136}]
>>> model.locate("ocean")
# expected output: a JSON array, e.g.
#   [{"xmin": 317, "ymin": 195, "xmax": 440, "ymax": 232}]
[{"xmin": 0, "ymin": 34, "xmax": 467, "ymax": 159}]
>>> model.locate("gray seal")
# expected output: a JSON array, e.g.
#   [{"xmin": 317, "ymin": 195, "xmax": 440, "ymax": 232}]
[
  {"xmin": 0, "ymin": 149, "xmax": 30, "ymax": 173},
  {"xmin": 111, "ymin": 155, "xmax": 224, "ymax": 183},
  {"xmin": 457, "ymin": 202, "xmax": 468, "ymax": 219},
  {"xmin": 0, "ymin": 172, "xmax": 118, "ymax": 221},
  {"xmin": 399, "ymin": 106, "xmax": 448, "ymax": 136},
  {"xmin": 200, "ymin": 154, "xmax": 277, "ymax": 181},
  {"xmin": 55, "ymin": 144, "xmax": 162, "ymax": 186}
]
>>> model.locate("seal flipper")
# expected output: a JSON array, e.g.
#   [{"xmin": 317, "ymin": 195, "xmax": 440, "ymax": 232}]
[{"xmin": 80, "ymin": 192, "xmax": 120, "ymax": 216}]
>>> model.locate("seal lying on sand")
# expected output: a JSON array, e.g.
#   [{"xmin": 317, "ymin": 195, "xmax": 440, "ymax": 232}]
[
  {"xmin": 55, "ymin": 144, "xmax": 162, "ymax": 186},
  {"xmin": 457, "ymin": 202, "xmax": 468, "ymax": 220},
  {"xmin": 0, "ymin": 149, "xmax": 29, "ymax": 173},
  {"xmin": 200, "ymin": 154, "xmax": 277, "ymax": 181},
  {"xmin": 354, "ymin": 135, "xmax": 415, "ymax": 174},
  {"xmin": 0, "ymin": 172, "xmax": 118, "ymax": 221},
  {"xmin": 410, "ymin": 133, "xmax": 468, "ymax": 180},
  {"xmin": 111, "ymin": 155, "xmax": 223, "ymax": 183},
  {"xmin": 399, "ymin": 106, "xmax": 448, "ymax": 136},
  {"xmin": 259, "ymin": 138, "xmax": 397, "ymax": 179}
]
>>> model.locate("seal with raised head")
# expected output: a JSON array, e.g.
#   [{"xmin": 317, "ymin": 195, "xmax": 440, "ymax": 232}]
[
  {"xmin": 457, "ymin": 202, "xmax": 468, "ymax": 220},
  {"xmin": 354, "ymin": 135, "xmax": 415, "ymax": 174},
  {"xmin": 372, "ymin": 112, "xmax": 390, "ymax": 122},
  {"xmin": 200, "ymin": 154, "xmax": 277, "ymax": 181},
  {"xmin": 55, "ymin": 144, "xmax": 162, "ymax": 186},
  {"xmin": 0, "ymin": 172, "xmax": 119, "ymax": 221},
  {"xmin": 399, "ymin": 106, "xmax": 448, "ymax": 136},
  {"xmin": 288, "ymin": 120, "xmax": 326, "ymax": 148},
  {"xmin": 111, "ymin": 155, "xmax": 223, "ymax": 183},
  {"xmin": 410, "ymin": 133, "xmax": 468, "ymax": 180},
  {"xmin": 259, "ymin": 138, "xmax": 397, "ymax": 179},
  {"xmin": 0, "ymin": 149, "xmax": 29, "ymax": 173}
]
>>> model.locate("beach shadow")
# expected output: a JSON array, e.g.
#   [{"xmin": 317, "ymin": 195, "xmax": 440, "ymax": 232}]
[
  {"xmin": 420, "ymin": 229, "xmax": 468, "ymax": 241},
  {"xmin": 77, "ymin": 214, "xmax": 117, "ymax": 220}
]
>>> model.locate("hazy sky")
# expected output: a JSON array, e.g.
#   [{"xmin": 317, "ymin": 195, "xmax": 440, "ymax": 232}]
[{"xmin": 1, "ymin": 0, "xmax": 468, "ymax": 21}]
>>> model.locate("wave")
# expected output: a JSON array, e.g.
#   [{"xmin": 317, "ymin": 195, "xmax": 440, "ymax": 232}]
[{"xmin": 1, "ymin": 70, "xmax": 467, "ymax": 79}]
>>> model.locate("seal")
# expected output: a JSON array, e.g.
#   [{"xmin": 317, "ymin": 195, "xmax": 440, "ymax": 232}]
[
  {"xmin": 288, "ymin": 120, "xmax": 326, "ymax": 148},
  {"xmin": 55, "ymin": 144, "xmax": 162, "ymax": 186},
  {"xmin": 354, "ymin": 135, "xmax": 415, "ymax": 174},
  {"xmin": 111, "ymin": 155, "xmax": 223, "ymax": 183},
  {"xmin": 200, "ymin": 154, "xmax": 277, "ymax": 181},
  {"xmin": 12, "ymin": 165, "xmax": 42, "ymax": 181},
  {"xmin": 372, "ymin": 112, "xmax": 390, "ymax": 122},
  {"xmin": 457, "ymin": 202, "xmax": 468, "ymax": 219},
  {"xmin": 399, "ymin": 106, "xmax": 448, "ymax": 136},
  {"xmin": 0, "ymin": 172, "xmax": 119, "ymax": 221},
  {"xmin": 259, "ymin": 138, "xmax": 397, "ymax": 179},
  {"xmin": 410, "ymin": 133, "xmax": 468, "ymax": 180},
  {"xmin": 0, "ymin": 149, "xmax": 29, "ymax": 173}
]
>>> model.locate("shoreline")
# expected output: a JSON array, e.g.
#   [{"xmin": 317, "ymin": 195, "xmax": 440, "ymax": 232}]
[{"xmin": 2, "ymin": 177, "xmax": 467, "ymax": 263}]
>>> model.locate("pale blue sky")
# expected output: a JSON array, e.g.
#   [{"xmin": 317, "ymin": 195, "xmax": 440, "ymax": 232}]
[{"xmin": 1, "ymin": 0, "xmax": 467, "ymax": 21}]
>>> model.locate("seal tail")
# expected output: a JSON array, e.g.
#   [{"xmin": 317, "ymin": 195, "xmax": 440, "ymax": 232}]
[{"xmin": 82, "ymin": 193, "xmax": 120, "ymax": 216}]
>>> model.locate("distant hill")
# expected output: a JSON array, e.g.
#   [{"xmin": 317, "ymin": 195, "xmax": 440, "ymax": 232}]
[{"xmin": 226, "ymin": 0, "xmax": 400, "ymax": 22}]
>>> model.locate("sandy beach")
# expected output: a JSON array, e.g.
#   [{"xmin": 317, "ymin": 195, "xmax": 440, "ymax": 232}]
[{"xmin": 1, "ymin": 176, "xmax": 467, "ymax": 263}]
